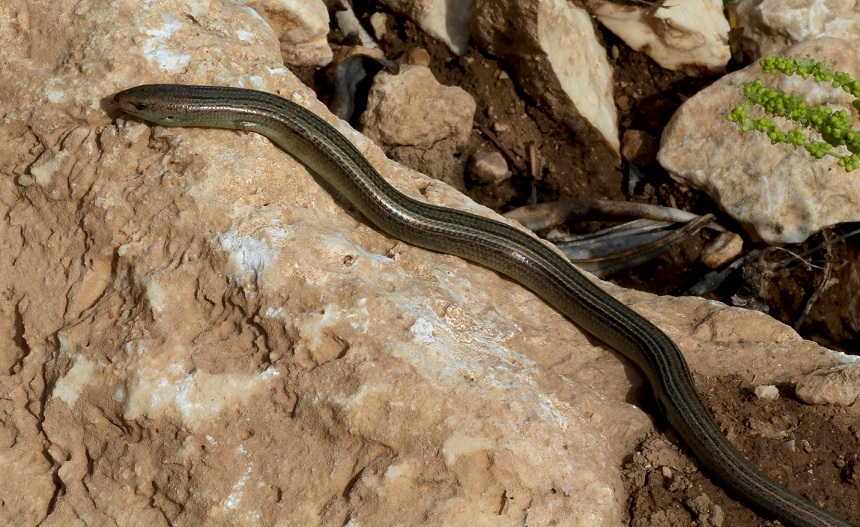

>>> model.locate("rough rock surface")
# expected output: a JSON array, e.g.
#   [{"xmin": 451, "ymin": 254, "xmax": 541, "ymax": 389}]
[
  {"xmin": 378, "ymin": 0, "xmax": 474, "ymax": 55},
  {"xmin": 247, "ymin": 0, "xmax": 333, "ymax": 66},
  {"xmin": 361, "ymin": 65, "xmax": 476, "ymax": 148},
  {"xmin": 658, "ymin": 38, "xmax": 860, "ymax": 244},
  {"xmin": 796, "ymin": 363, "xmax": 860, "ymax": 406},
  {"xmin": 0, "ymin": 1, "xmax": 855, "ymax": 526},
  {"xmin": 471, "ymin": 0, "xmax": 621, "ymax": 161},
  {"xmin": 734, "ymin": 0, "xmax": 860, "ymax": 58},
  {"xmin": 360, "ymin": 65, "xmax": 476, "ymax": 189},
  {"xmin": 469, "ymin": 150, "xmax": 512, "ymax": 185},
  {"xmin": 585, "ymin": 0, "xmax": 730, "ymax": 75}
]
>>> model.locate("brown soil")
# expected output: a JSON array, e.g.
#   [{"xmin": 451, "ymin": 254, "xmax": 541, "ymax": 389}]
[
  {"xmin": 626, "ymin": 375, "xmax": 860, "ymax": 525},
  {"xmin": 297, "ymin": 2, "xmax": 860, "ymax": 524}
]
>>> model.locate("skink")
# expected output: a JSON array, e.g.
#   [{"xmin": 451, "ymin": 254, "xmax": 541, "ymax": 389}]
[{"xmin": 114, "ymin": 84, "xmax": 850, "ymax": 527}]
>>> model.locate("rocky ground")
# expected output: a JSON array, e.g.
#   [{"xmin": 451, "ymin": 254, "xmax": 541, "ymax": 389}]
[{"xmin": 1, "ymin": 0, "xmax": 859, "ymax": 526}]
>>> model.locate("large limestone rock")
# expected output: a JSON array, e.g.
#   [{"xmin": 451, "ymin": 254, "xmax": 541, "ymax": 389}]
[
  {"xmin": 659, "ymin": 38, "xmax": 860, "ymax": 244},
  {"xmin": 585, "ymin": 0, "xmax": 731, "ymax": 75},
  {"xmin": 378, "ymin": 0, "xmax": 475, "ymax": 55},
  {"xmin": 734, "ymin": 0, "xmax": 860, "ymax": 58},
  {"xmin": 0, "ymin": 1, "xmax": 853, "ymax": 526},
  {"xmin": 471, "ymin": 0, "xmax": 621, "ymax": 161},
  {"xmin": 245, "ymin": 0, "xmax": 333, "ymax": 66},
  {"xmin": 1, "ymin": 1, "xmax": 629, "ymax": 524}
]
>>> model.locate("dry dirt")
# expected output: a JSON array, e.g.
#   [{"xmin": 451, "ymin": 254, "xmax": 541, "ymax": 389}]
[
  {"xmin": 626, "ymin": 375, "xmax": 860, "ymax": 525},
  {"xmin": 294, "ymin": 2, "xmax": 860, "ymax": 524}
]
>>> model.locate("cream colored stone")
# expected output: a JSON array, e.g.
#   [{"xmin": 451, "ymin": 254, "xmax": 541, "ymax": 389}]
[
  {"xmin": 469, "ymin": 150, "xmax": 511, "ymax": 184},
  {"xmin": 734, "ymin": 0, "xmax": 860, "ymax": 58},
  {"xmin": 796, "ymin": 363, "xmax": 860, "ymax": 406},
  {"xmin": 244, "ymin": 0, "xmax": 333, "ymax": 66},
  {"xmin": 586, "ymin": 0, "xmax": 730, "ymax": 75},
  {"xmin": 754, "ymin": 384, "xmax": 780, "ymax": 400},
  {"xmin": 700, "ymin": 231, "xmax": 743, "ymax": 268},
  {"xmin": 471, "ymin": 0, "xmax": 620, "ymax": 160},
  {"xmin": 361, "ymin": 65, "xmax": 477, "ymax": 148},
  {"xmin": 659, "ymin": 38, "xmax": 860, "ymax": 244},
  {"xmin": 369, "ymin": 11, "xmax": 388, "ymax": 40},
  {"xmin": 379, "ymin": 0, "xmax": 474, "ymax": 54},
  {"xmin": 334, "ymin": 2, "xmax": 378, "ymax": 48},
  {"xmin": 0, "ymin": 1, "xmax": 855, "ymax": 526}
]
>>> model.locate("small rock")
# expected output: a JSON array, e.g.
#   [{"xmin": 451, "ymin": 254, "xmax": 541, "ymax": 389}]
[
  {"xmin": 402, "ymin": 47, "xmax": 431, "ymax": 66},
  {"xmin": 361, "ymin": 65, "xmax": 476, "ymax": 148},
  {"xmin": 468, "ymin": 151, "xmax": 511, "ymax": 185},
  {"xmin": 492, "ymin": 122, "xmax": 510, "ymax": 134},
  {"xmin": 796, "ymin": 363, "xmax": 860, "ymax": 406},
  {"xmin": 369, "ymin": 12, "xmax": 388, "ymax": 40},
  {"xmin": 753, "ymin": 384, "xmax": 780, "ymax": 400},
  {"xmin": 700, "ymin": 232, "xmax": 743, "ymax": 269},
  {"xmin": 621, "ymin": 129, "xmax": 658, "ymax": 166}
]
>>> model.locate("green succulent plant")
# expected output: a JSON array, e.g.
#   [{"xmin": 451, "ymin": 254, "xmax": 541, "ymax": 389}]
[{"xmin": 727, "ymin": 55, "xmax": 860, "ymax": 172}]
